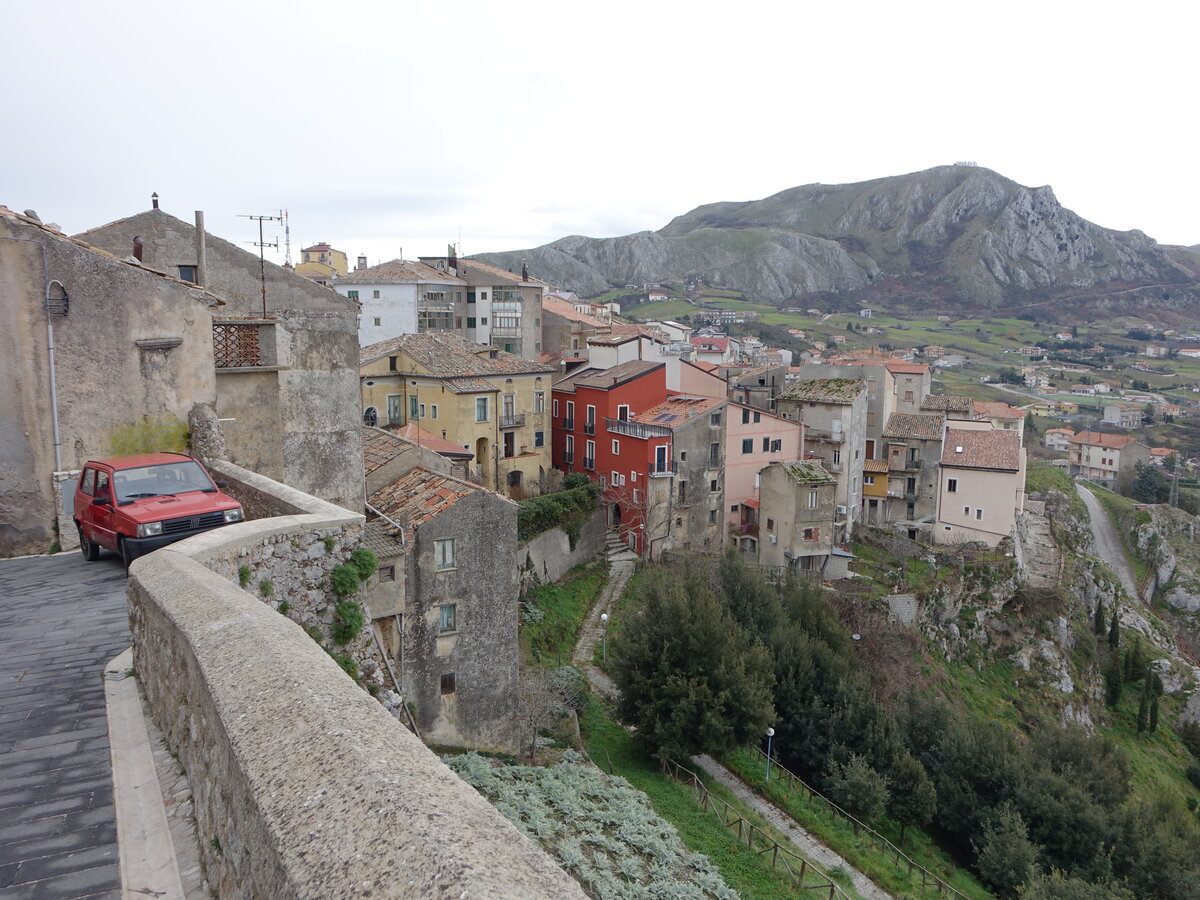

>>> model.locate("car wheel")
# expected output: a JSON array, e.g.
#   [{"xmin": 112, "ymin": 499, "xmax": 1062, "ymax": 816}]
[{"xmin": 77, "ymin": 524, "xmax": 100, "ymax": 562}]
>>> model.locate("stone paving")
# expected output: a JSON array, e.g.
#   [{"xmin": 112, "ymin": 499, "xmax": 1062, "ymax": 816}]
[{"xmin": 0, "ymin": 552, "xmax": 129, "ymax": 899}]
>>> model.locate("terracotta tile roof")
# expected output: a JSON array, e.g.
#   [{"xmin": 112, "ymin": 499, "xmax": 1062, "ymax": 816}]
[
  {"xmin": 338, "ymin": 258, "xmax": 465, "ymax": 285},
  {"xmin": 941, "ymin": 428, "xmax": 1022, "ymax": 471},
  {"xmin": 457, "ymin": 258, "xmax": 532, "ymax": 284},
  {"xmin": 361, "ymin": 520, "xmax": 405, "ymax": 557},
  {"xmin": 445, "ymin": 376, "xmax": 498, "ymax": 394},
  {"xmin": 777, "ymin": 378, "xmax": 865, "ymax": 404},
  {"xmin": 864, "ymin": 459, "xmax": 890, "ymax": 473},
  {"xmin": 921, "ymin": 394, "xmax": 973, "ymax": 415},
  {"xmin": 1069, "ymin": 430, "xmax": 1138, "ymax": 449},
  {"xmin": 691, "ymin": 336, "xmax": 729, "ymax": 352},
  {"xmin": 1151, "ymin": 447, "xmax": 1174, "ymax": 456},
  {"xmin": 393, "ymin": 424, "xmax": 473, "ymax": 458},
  {"xmin": 883, "ymin": 413, "xmax": 945, "ymax": 441},
  {"xmin": 1046, "ymin": 427, "xmax": 1074, "ymax": 435},
  {"xmin": 360, "ymin": 332, "xmax": 555, "ymax": 376},
  {"xmin": 973, "ymin": 400, "xmax": 1025, "ymax": 420},
  {"xmin": 587, "ymin": 333, "xmax": 641, "ymax": 347},
  {"xmin": 362, "ymin": 427, "xmax": 406, "ymax": 475},
  {"xmin": 692, "ymin": 361, "xmax": 719, "ymax": 373},
  {"xmin": 631, "ymin": 395, "xmax": 724, "ymax": 428},
  {"xmin": 556, "ymin": 361, "xmax": 663, "ymax": 392},
  {"xmin": 542, "ymin": 295, "xmax": 607, "ymax": 327},
  {"xmin": 885, "ymin": 362, "xmax": 929, "ymax": 375},
  {"xmin": 369, "ymin": 466, "xmax": 478, "ymax": 530},
  {"xmin": 781, "ymin": 461, "xmax": 836, "ymax": 484}
]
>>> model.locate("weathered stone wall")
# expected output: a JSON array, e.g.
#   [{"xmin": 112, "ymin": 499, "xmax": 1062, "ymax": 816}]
[
  {"xmin": 127, "ymin": 461, "xmax": 583, "ymax": 899},
  {"xmin": 518, "ymin": 507, "xmax": 607, "ymax": 592}
]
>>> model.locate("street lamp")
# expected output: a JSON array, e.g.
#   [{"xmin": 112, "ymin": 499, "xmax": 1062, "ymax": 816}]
[
  {"xmin": 600, "ymin": 613, "xmax": 609, "ymax": 662},
  {"xmin": 765, "ymin": 727, "xmax": 775, "ymax": 783}
]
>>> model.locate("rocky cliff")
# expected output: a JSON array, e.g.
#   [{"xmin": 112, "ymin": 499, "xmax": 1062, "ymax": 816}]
[{"xmin": 476, "ymin": 165, "xmax": 1199, "ymax": 317}]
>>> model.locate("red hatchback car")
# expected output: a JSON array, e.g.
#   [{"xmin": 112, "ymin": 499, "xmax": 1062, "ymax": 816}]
[{"xmin": 74, "ymin": 453, "xmax": 244, "ymax": 567}]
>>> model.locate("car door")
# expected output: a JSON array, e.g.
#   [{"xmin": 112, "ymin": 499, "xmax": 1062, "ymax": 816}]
[{"xmin": 88, "ymin": 468, "xmax": 118, "ymax": 550}]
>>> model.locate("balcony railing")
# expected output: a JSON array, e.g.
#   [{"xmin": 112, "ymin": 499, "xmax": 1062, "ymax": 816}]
[
  {"xmin": 805, "ymin": 427, "xmax": 845, "ymax": 443},
  {"xmin": 583, "ymin": 457, "xmax": 595, "ymax": 471},
  {"xmin": 499, "ymin": 413, "xmax": 526, "ymax": 429},
  {"xmin": 490, "ymin": 325, "xmax": 522, "ymax": 338},
  {"xmin": 605, "ymin": 418, "xmax": 671, "ymax": 439},
  {"xmin": 563, "ymin": 418, "xmax": 575, "ymax": 431},
  {"xmin": 562, "ymin": 451, "xmax": 574, "ymax": 465},
  {"xmin": 648, "ymin": 461, "xmax": 678, "ymax": 478},
  {"xmin": 738, "ymin": 523, "xmax": 760, "ymax": 537},
  {"xmin": 583, "ymin": 421, "xmax": 596, "ymax": 435}
]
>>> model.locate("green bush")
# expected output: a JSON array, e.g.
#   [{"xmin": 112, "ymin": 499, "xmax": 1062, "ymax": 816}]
[
  {"xmin": 331, "ymin": 599, "xmax": 365, "ymax": 645},
  {"xmin": 517, "ymin": 484, "xmax": 599, "ymax": 542},
  {"xmin": 238, "ymin": 565, "xmax": 251, "ymax": 587},
  {"xmin": 350, "ymin": 546, "xmax": 378, "ymax": 581},
  {"xmin": 330, "ymin": 564, "xmax": 361, "ymax": 598}
]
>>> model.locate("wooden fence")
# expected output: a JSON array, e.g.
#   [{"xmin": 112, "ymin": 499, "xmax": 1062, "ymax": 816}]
[
  {"xmin": 663, "ymin": 759, "xmax": 853, "ymax": 900},
  {"xmin": 746, "ymin": 747, "xmax": 971, "ymax": 898}
]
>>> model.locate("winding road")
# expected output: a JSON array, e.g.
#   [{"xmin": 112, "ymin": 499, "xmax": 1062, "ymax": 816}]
[{"xmin": 1075, "ymin": 483, "xmax": 1140, "ymax": 600}]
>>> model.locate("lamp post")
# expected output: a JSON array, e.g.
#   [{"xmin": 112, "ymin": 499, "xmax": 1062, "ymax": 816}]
[
  {"xmin": 765, "ymin": 727, "xmax": 775, "ymax": 783},
  {"xmin": 600, "ymin": 613, "xmax": 609, "ymax": 662}
]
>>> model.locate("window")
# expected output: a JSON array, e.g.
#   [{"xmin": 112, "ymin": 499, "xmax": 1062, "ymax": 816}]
[
  {"xmin": 612, "ymin": 471, "xmax": 620, "ymax": 485},
  {"xmin": 866, "ymin": 411, "xmax": 876, "ymax": 426},
  {"xmin": 534, "ymin": 391, "xmax": 546, "ymax": 414},
  {"xmin": 378, "ymin": 565, "xmax": 395, "ymax": 582},
  {"xmin": 612, "ymin": 439, "xmax": 620, "ymax": 455},
  {"xmin": 535, "ymin": 430, "xmax": 544, "ymax": 447},
  {"xmin": 372, "ymin": 290, "xmax": 381, "ymax": 299},
  {"xmin": 762, "ymin": 437, "xmax": 770, "ymax": 451},
  {"xmin": 630, "ymin": 471, "xmax": 636, "ymax": 482},
  {"xmin": 709, "ymin": 509, "xmax": 718, "ymax": 523},
  {"xmin": 553, "ymin": 399, "xmax": 559, "ymax": 417},
  {"xmin": 709, "ymin": 442, "xmax": 720, "ymax": 466},
  {"xmin": 730, "ymin": 504, "xmax": 739, "ymax": 512},
  {"xmin": 177, "ymin": 265, "xmax": 197, "ymax": 283},
  {"xmin": 475, "ymin": 397, "xmax": 489, "ymax": 422},
  {"xmin": 753, "ymin": 411, "xmax": 761, "ymax": 423},
  {"xmin": 438, "ymin": 603, "xmax": 457, "ymax": 632},
  {"xmin": 346, "ymin": 290, "xmax": 359, "ymax": 300},
  {"xmin": 679, "ymin": 481, "xmax": 687, "ymax": 501},
  {"xmin": 963, "ymin": 505, "xmax": 971, "ymax": 516},
  {"xmin": 480, "ymin": 317, "xmax": 488, "ymax": 325},
  {"xmin": 742, "ymin": 408, "xmax": 750, "ymax": 424},
  {"xmin": 363, "ymin": 407, "xmax": 379, "ymax": 427},
  {"xmin": 388, "ymin": 356, "xmax": 398, "ymax": 372},
  {"xmin": 832, "ymin": 449, "xmax": 841, "ymax": 465},
  {"xmin": 467, "ymin": 291, "xmax": 476, "ymax": 304},
  {"xmin": 430, "ymin": 404, "xmax": 438, "ymax": 420},
  {"xmin": 947, "ymin": 478, "xmax": 958, "ymax": 493},
  {"xmin": 904, "ymin": 390, "xmax": 914, "ymax": 401},
  {"xmin": 710, "ymin": 412, "xmax": 721, "ymax": 426},
  {"xmin": 440, "ymin": 672, "xmax": 456, "ymax": 694},
  {"xmin": 710, "ymin": 479, "xmax": 718, "ymax": 492},
  {"xmin": 566, "ymin": 401, "xmax": 575, "ymax": 424},
  {"xmin": 766, "ymin": 518, "xmax": 775, "ymax": 532},
  {"xmin": 770, "ymin": 439, "xmax": 781, "ymax": 452},
  {"xmin": 975, "ymin": 508, "xmax": 984, "ymax": 520},
  {"xmin": 633, "ymin": 489, "xmax": 639, "ymax": 503},
  {"xmin": 373, "ymin": 317, "xmax": 382, "ymax": 326},
  {"xmin": 676, "ymin": 517, "xmax": 683, "ymax": 526},
  {"xmin": 803, "ymin": 527, "xmax": 818, "ymax": 542},
  {"xmin": 387, "ymin": 395, "xmax": 404, "ymax": 425},
  {"xmin": 419, "ymin": 403, "xmax": 426, "ymax": 418},
  {"xmin": 435, "ymin": 538, "xmax": 455, "ymax": 570},
  {"xmin": 808, "ymin": 489, "xmax": 818, "ymax": 509},
  {"xmin": 742, "ymin": 438, "xmax": 754, "ymax": 454},
  {"xmin": 864, "ymin": 475, "xmax": 875, "ymax": 486},
  {"xmin": 467, "ymin": 316, "xmax": 477, "ymax": 328}
]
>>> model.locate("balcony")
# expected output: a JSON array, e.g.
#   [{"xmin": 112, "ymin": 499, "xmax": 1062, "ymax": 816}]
[
  {"xmin": 583, "ymin": 457, "xmax": 595, "ymax": 471},
  {"xmin": 499, "ymin": 413, "xmax": 526, "ymax": 429},
  {"xmin": 648, "ymin": 461, "xmax": 678, "ymax": 478},
  {"xmin": 805, "ymin": 427, "xmax": 845, "ymax": 443},
  {"xmin": 490, "ymin": 326, "xmax": 522, "ymax": 338},
  {"xmin": 737, "ymin": 523, "xmax": 760, "ymax": 538},
  {"xmin": 563, "ymin": 418, "xmax": 575, "ymax": 431},
  {"xmin": 888, "ymin": 458, "xmax": 920, "ymax": 473},
  {"xmin": 583, "ymin": 421, "xmax": 596, "ymax": 435},
  {"xmin": 606, "ymin": 418, "xmax": 671, "ymax": 439},
  {"xmin": 886, "ymin": 489, "xmax": 905, "ymax": 499},
  {"xmin": 826, "ymin": 461, "xmax": 842, "ymax": 473}
]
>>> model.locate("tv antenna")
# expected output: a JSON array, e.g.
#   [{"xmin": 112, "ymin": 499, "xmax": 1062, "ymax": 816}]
[
  {"xmin": 283, "ymin": 209, "xmax": 292, "ymax": 267},
  {"xmin": 241, "ymin": 211, "xmax": 283, "ymax": 316}
]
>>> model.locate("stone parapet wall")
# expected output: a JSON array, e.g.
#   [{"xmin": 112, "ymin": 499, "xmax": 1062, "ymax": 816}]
[{"xmin": 127, "ymin": 462, "xmax": 584, "ymax": 898}]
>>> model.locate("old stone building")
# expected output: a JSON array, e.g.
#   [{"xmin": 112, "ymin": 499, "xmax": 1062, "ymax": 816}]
[
  {"xmin": 879, "ymin": 412, "xmax": 946, "ymax": 539},
  {"xmin": 74, "ymin": 203, "xmax": 363, "ymax": 511},
  {"xmin": 757, "ymin": 460, "xmax": 838, "ymax": 574}
]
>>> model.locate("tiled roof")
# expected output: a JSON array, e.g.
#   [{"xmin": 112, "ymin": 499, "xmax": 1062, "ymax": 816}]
[
  {"xmin": 393, "ymin": 424, "xmax": 473, "ymax": 458},
  {"xmin": 369, "ymin": 467, "xmax": 478, "ymax": 530},
  {"xmin": 691, "ymin": 336, "xmax": 729, "ymax": 351},
  {"xmin": 941, "ymin": 429, "xmax": 1021, "ymax": 471},
  {"xmin": 338, "ymin": 258, "xmax": 465, "ymax": 285},
  {"xmin": 782, "ymin": 461, "xmax": 835, "ymax": 484},
  {"xmin": 542, "ymin": 295, "xmax": 606, "ymax": 327},
  {"xmin": 445, "ymin": 376, "xmax": 498, "ymax": 394},
  {"xmin": 883, "ymin": 413, "xmax": 945, "ymax": 441},
  {"xmin": 1046, "ymin": 427, "xmax": 1074, "ymax": 435},
  {"xmin": 777, "ymin": 378, "xmax": 865, "ymax": 404},
  {"xmin": 692, "ymin": 361, "xmax": 719, "ymax": 373},
  {"xmin": 360, "ymin": 332, "xmax": 556, "ymax": 376},
  {"xmin": 920, "ymin": 394, "xmax": 973, "ymax": 414},
  {"xmin": 885, "ymin": 362, "xmax": 929, "ymax": 375},
  {"xmin": 458, "ymin": 258, "xmax": 531, "ymax": 284},
  {"xmin": 1069, "ymin": 430, "xmax": 1137, "ymax": 449},
  {"xmin": 631, "ymin": 395, "xmax": 723, "ymax": 428},
  {"xmin": 557, "ymin": 360, "xmax": 663, "ymax": 392},
  {"xmin": 587, "ymin": 333, "xmax": 641, "ymax": 347},
  {"xmin": 361, "ymin": 520, "xmax": 405, "ymax": 557},
  {"xmin": 973, "ymin": 400, "xmax": 1025, "ymax": 420},
  {"xmin": 1151, "ymin": 447, "xmax": 1174, "ymax": 456},
  {"xmin": 864, "ymin": 459, "xmax": 890, "ymax": 473},
  {"xmin": 362, "ymin": 427, "xmax": 408, "ymax": 475}
]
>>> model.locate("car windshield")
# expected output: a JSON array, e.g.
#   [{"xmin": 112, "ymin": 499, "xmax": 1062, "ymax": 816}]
[{"xmin": 113, "ymin": 461, "xmax": 215, "ymax": 503}]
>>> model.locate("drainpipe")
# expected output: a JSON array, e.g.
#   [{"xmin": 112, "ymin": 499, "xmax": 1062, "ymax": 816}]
[
  {"xmin": 194, "ymin": 211, "xmax": 207, "ymax": 286},
  {"xmin": 1, "ymin": 235, "xmax": 65, "ymax": 471}
]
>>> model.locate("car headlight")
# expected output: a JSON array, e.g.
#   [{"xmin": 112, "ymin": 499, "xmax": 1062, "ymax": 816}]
[
  {"xmin": 224, "ymin": 508, "xmax": 244, "ymax": 523},
  {"xmin": 137, "ymin": 521, "xmax": 163, "ymax": 538}
]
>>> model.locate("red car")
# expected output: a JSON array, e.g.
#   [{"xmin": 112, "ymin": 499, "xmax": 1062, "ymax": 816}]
[{"xmin": 74, "ymin": 453, "xmax": 244, "ymax": 567}]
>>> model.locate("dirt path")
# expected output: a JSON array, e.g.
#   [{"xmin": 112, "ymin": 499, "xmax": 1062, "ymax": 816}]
[
  {"xmin": 572, "ymin": 536, "xmax": 636, "ymax": 701},
  {"xmin": 693, "ymin": 755, "xmax": 892, "ymax": 900},
  {"xmin": 1076, "ymin": 483, "xmax": 1140, "ymax": 600}
]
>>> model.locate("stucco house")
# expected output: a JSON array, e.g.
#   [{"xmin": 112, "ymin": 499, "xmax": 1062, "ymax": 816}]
[
  {"xmin": 934, "ymin": 428, "xmax": 1026, "ymax": 547},
  {"xmin": 724, "ymin": 403, "xmax": 804, "ymax": 554},
  {"xmin": 1068, "ymin": 431, "xmax": 1152, "ymax": 492},
  {"xmin": 335, "ymin": 258, "xmax": 468, "ymax": 346},
  {"xmin": 757, "ymin": 460, "xmax": 838, "ymax": 575},
  {"xmin": 880, "ymin": 413, "xmax": 946, "ymax": 539}
]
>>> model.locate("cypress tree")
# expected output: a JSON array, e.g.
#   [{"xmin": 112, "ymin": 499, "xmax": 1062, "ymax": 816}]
[
  {"xmin": 1150, "ymin": 695, "xmax": 1159, "ymax": 733},
  {"xmin": 1105, "ymin": 656, "xmax": 1124, "ymax": 707},
  {"xmin": 1094, "ymin": 599, "xmax": 1106, "ymax": 635},
  {"xmin": 1108, "ymin": 605, "xmax": 1120, "ymax": 651},
  {"xmin": 1137, "ymin": 688, "xmax": 1150, "ymax": 733}
]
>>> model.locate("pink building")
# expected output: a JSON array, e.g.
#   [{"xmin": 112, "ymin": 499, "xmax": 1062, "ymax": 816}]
[{"xmin": 723, "ymin": 403, "xmax": 803, "ymax": 553}]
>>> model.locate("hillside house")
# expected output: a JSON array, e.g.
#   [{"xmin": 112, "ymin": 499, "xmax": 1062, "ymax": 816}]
[
  {"xmin": 880, "ymin": 413, "xmax": 946, "ymax": 539},
  {"xmin": 724, "ymin": 403, "xmax": 803, "ymax": 553},
  {"xmin": 1044, "ymin": 428, "xmax": 1074, "ymax": 452},
  {"xmin": 359, "ymin": 333, "xmax": 555, "ymax": 498},
  {"xmin": 757, "ymin": 460, "xmax": 838, "ymax": 575},
  {"xmin": 1102, "ymin": 402, "xmax": 1143, "ymax": 429},
  {"xmin": 935, "ymin": 428, "xmax": 1026, "ymax": 547},
  {"xmin": 1068, "ymin": 431, "xmax": 1152, "ymax": 491},
  {"xmin": 335, "ymin": 258, "xmax": 468, "ymax": 346}
]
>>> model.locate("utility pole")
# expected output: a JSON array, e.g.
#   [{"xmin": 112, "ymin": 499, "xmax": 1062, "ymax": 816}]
[{"xmin": 241, "ymin": 212, "xmax": 282, "ymax": 316}]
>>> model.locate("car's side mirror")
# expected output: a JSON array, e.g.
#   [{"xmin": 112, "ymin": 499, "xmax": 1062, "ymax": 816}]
[
  {"xmin": 92, "ymin": 496, "xmax": 110, "ymax": 506},
  {"xmin": 215, "ymin": 481, "xmax": 228, "ymax": 488}
]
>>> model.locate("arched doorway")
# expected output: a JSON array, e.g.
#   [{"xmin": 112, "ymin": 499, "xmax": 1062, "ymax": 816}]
[{"xmin": 611, "ymin": 503, "xmax": 622, "ymax": 527}]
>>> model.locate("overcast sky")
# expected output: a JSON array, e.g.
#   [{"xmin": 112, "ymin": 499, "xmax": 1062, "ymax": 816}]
[{"xmin": 6, "ymin": 1, "xmax": 1196, "ymax": 269}]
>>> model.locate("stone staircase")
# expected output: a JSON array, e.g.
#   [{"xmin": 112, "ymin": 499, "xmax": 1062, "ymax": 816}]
[
  {"xmin": 572, "ymin": 531, "xmax": 637, "ymax": 700},
  {"xmin": 1017, "ymin": 499, "xmax": 1062, "ymax": 589}
]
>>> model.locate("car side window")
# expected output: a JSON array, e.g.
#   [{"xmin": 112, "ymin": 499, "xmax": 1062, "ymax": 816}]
[
  {"xmin": 80, "ymin": 468, "xmax": 95, "ymax": 496},
  {"xmin": 95, "ymin": 471, "xmax": 111, "ymax": 502}
]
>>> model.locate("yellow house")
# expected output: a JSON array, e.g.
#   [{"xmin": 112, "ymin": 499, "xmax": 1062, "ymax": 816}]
[
  {"xmin": 360, "ymin": 332, "xmax": 555, "ymax": 498},
  {"xmin": 294, "ymin": 242, "xmax": 348, "ymax": 284}
]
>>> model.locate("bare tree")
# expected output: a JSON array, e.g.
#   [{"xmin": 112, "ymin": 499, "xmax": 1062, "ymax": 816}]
[{"xmin": 517, "ymin": 666, "xmax": 585, "ymax": 761}]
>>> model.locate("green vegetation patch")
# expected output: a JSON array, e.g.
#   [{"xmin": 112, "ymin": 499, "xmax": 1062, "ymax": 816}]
[{"xmin": 521, "ymin": 564, "xmax": 606, "ymax": 666}]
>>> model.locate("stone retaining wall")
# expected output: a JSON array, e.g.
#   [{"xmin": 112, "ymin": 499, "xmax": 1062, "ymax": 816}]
[
  {"xmin": 127, "ymin": 461, "xmax": 584, "ymax": 899},
  {"xmin": 518, "ymin": 507, "xmax": 607, "ymax": 594}
]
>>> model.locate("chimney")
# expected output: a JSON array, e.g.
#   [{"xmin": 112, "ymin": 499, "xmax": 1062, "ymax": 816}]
[
  {"xmin": 448, "ymin": 243, "xmax": 457, "ymax": 270},
  {"xmin": 522, "ymin": 259, "xmax": 529, "ymax": 281},
  {"xmin": 151, "ymin": 192, "xmax": 159, "ymax": 210},
  {"xmin": 356, "ymin": 254, "xmax": 367, "ymax": 271},
  {"xmin": 489, "ymin": 348, "xmax": 498, "ymax": 359},
  {"xmin": 194, "ymin": 211, "xmax": 207, "ymax": 286},
  {"xmin": 132, "ymin": 235, "xmax": 143, "ymax": 262}
]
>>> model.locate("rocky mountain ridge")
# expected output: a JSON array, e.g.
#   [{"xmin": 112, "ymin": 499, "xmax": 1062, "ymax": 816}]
[{"xmin": 476, "ymin": 165, "xmax": 1200, "ymax": 318}]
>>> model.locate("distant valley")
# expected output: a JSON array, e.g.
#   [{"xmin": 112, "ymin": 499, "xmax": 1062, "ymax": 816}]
[{"xmin": 477, "ymin": 165, "xmax": 1200, "ymax": 322}]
